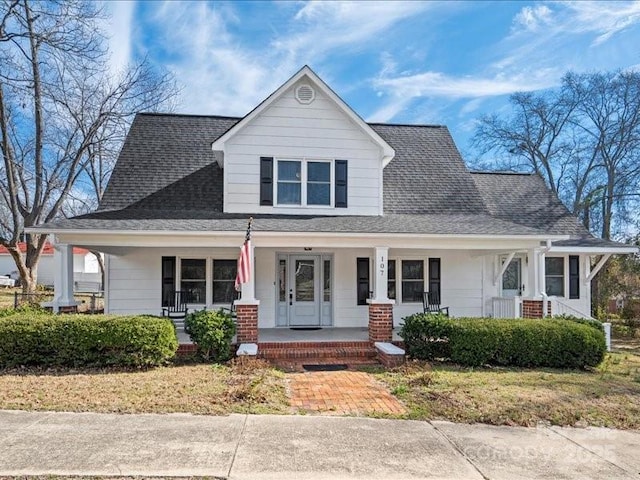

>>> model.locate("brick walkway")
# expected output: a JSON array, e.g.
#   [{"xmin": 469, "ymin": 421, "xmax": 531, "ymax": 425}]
[{"xmin": 288, "ymin": 371, "xmax": 406, "ymax": 416}]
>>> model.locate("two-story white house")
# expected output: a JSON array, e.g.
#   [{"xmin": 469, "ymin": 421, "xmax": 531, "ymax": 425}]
[{"xmin": 31, "ymin": 66, "xmax": 636, "ymax": 349}]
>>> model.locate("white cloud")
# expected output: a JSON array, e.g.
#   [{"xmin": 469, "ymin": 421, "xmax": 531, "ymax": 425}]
[
  {"xmin": 103, "ymin": 0, "xmax": 135, "ymax": 74},
  {"xmin": 138, "ymin": 0, "xmax": 437, "ymax": 116},
  {"xmin": 512, "ymin": 5, "xmax": 553, "ymax": 33},
  {"xmin": 486, "ymin": 1, "xmax": 640, "ymax": 99},
  {"xmin": 277, "ymin": 1, "xmax": 433, "ymax": 67},
  {"xmin": 368, "ymin": 64, "xmax": 561, "ymax": 123},
  {"xmin": 368, "ymin": 69, "xmax": 558, "ymax": 122},
  {"xmin": 147, "ymin": 2, "xmax": 284, "ymax": 116},
  {"xmin": 561, "ymin": 1, "xmax": 640, "ymax": 45},
  {"xmin": 367, "ymin": 97, "xmax": 412, "ymax": 123}
]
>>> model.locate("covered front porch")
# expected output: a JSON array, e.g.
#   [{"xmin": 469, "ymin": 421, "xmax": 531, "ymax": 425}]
[{"xmin": 44, "ymin": 228, "xmax": 603, "ymax": 345}]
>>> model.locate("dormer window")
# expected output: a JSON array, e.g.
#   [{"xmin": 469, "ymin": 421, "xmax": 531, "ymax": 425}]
[
  {"xmin": 260, "ymin": 156, "xmax": 348, "ymax": 209},
  {"xmin": 277, "ymin": 160, "xmax": 302, "ymax": 205},
  {"xmin": 307, "ymin": 162, "xmax": 331, "ymax": 205},
  {"xmin": 276, "ymin": 158, "xmax": 332, "ymax": 207}
]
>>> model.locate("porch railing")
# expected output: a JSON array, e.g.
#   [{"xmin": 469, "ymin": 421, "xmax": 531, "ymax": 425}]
[
  {"xmin": 550, "ymin": 298, "xmax": 594, "ymax": 320},
  {"xmin": 14, "ymin": 291, "xmax": 104, "ymax": 314},
  {"xmin": 492, "ymin": 296, "xmax": 522, "ymax": 318}
]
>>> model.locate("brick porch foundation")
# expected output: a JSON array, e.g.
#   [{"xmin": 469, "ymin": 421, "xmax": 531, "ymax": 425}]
[
  {"xmin": 522, "ymin": 299, "xmax": 552, "ymax": 318},
  {"xmin": 368, "ymin": 302, "xmax": 393, "ymax": 343},
  {"xmin": 236, "ymin": 303, "xmax": 259, "ymax": 343}
]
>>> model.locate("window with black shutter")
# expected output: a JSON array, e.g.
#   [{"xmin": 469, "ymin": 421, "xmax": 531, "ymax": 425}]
[
  {"xmin": 569, "ymin": 255, "xmax": 580, "ymax": 299},
  {"xmin": 356, "ymin": 257, "xmax": 370, "ymax": 305},
  {"xmin": 428, "ymin": 258, "xmax": 441, "ymax": 300},
  {"xmin": 161, "ymin": 256, "xmax": 176, "ymax": 306},
  {"xmin": 335, "ymin": 159, "xmax": 348, "ymax": 208},
  {"xmin": 260, "ymin": 157, "xmax": 273, "ymax": 205}
]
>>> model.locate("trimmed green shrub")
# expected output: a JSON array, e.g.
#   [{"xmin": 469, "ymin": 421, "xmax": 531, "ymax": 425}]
[
  {"xmin": 552, "ymin": 314, "xmax": 604, "ymax": 332},
  {"xmin": 185, "ymin": 309, "xmax": 236, "ymax": 362},
  {"xmin": 0, "ymin": 304, "xmax": 49, "ymax": 318},
  {"xmin": 400, "ymin": 313, "xmax": 452, "ymax": 360},
  {"xmin": 0, "ymin": 313, "xmax": 178, "ymax": 368},
  {"xmin": 400, "ymin": 315, "xmax": 606, "ymax": 368}
]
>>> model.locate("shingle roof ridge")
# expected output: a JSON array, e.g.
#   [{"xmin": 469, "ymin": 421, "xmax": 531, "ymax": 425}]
[
  {"xmin": 137, "ymin": 112, "xmax": 242, "ymax": 120},
  {"xmin": 470, "ymin": 171, "xmax": 536, "ymax": 176},
  {"xmin": 367, "ymin": 122, "xmax": 445, "ymax": 128},
  {"xmin": 135, "ymin": 112, "xmax": 446, "ymax": 129}
]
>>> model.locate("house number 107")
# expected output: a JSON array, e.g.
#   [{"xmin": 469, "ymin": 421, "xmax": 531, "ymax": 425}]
[{"xmin": 380, "ymin": 256, "xmax": 385, "ymax": 276}]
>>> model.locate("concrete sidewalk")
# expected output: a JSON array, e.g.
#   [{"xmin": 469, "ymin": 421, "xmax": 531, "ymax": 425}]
[{"xmin": 0, "ymin": 410, "xmax": 638, "ymax": 480}]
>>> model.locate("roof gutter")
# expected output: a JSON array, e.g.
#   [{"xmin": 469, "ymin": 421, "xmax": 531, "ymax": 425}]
[{"xmin": 26, "ymin": 227, "xmax": 570, "ymax": 242}]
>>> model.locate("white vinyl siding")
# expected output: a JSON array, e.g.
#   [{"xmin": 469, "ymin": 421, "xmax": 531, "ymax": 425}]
[{"xmin": 224, "ymin": 80, "xmax": 382, "ymax": 216}]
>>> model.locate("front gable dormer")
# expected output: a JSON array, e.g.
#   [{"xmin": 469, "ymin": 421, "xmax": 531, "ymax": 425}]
[{"xmin": 212, "ymin": 66, "xmax": 394, "ymax": 216}]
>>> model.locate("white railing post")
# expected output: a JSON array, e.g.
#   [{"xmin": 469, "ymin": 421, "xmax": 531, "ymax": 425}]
[{"xmin": 603, "ymin": 322, "xmax": 612, "ymax": 352}]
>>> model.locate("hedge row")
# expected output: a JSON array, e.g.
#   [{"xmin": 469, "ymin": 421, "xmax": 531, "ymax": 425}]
[
  {"xmin": 0, "ymin": 311, "xmax": 178, "ymax": 367},
  {"xmin": 400, "ymin": 314, "xmax": 606, "ymax": 368}
]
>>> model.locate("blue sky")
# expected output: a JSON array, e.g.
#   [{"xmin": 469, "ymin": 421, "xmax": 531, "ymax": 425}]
[{"xmin": 104, "ymin": 0, "xmax": 640, "ymax": 160}]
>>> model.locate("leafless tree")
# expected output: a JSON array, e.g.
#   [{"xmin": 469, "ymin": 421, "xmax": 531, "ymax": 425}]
[
  {"xmin": 472, "ymin": 70, "xmax": 640, "ymax": 241},
  {"xmin": 0, "ymin": 0, "xmax": 177, "ymax": 293}
]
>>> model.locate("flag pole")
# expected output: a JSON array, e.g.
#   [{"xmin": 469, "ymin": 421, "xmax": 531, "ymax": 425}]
[{"xmin": 235, "ymin": 217, "xmax": 254, "ymax": 293}]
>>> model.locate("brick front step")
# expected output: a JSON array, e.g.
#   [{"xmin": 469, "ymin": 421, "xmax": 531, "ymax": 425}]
[
  {"xmin": 257, "ymin": 341, "xmax": 378, "ymax": 365},
  {"xmin": 176, "ymin": 343, "xmax": 197, "ymax": 355},
  {"xmin": 259, "ymin": 347, "xmax": 377, "ymax": 360}
]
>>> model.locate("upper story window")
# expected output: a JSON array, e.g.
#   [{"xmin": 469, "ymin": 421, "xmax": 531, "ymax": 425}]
[
  {"xmin": 260, "ymin": 157, "xmax": 347, "ymax": 209},
  {"xmin": 276, "ymin": 158, "xmax": 332, "ymax": 207},
  {"xmin": 277, "ymin": 160, "xmax": 302, "ymax": 205},
  {"xmin": 307, "ymin": 161, "xmax": 331, "ymax": 205}
]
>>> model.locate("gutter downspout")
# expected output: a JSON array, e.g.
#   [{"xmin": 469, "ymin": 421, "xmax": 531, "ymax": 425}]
[{"xmin": 539, "ymin": 240, "xmax": 552, "ymax": 317}]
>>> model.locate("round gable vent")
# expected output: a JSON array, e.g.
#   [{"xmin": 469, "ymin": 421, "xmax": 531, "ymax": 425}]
[{"xmin": 295, "ymin": 84, "xmax": 315, "ymax": 104}]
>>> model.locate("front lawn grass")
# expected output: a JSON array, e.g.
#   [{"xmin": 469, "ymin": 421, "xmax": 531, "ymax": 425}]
[
  {"xmin": 371, "ymin": 352, "xmax": 640, "ymax": 429},
  {"xmin": 0, "ymin": 359, "xmax": 289, "ymax": 415}
]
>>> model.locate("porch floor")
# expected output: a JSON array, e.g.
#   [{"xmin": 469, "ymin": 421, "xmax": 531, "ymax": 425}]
[{"xmin": 176, "ymin": 327, "xmax": 402, "ymax": 345}]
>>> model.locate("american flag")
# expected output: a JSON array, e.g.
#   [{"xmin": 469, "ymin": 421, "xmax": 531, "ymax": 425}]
[{"xmin": 235, "ymin": 218, "xmax": 252, "ymax": 291}]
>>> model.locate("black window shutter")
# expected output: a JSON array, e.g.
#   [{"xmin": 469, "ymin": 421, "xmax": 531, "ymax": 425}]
[
  {"xmin": 569, "ymin": 255, "xmax": 580, "ymax": 299},
  {"xmin": 356, "ymin": 257, "xmax": 370, "ymax": 305},
  {"xmin": 260, "ymin": 157, "xmax": 273, "ymax": 206},
  {"xmin": 161, "ymin": 256, "xmax": 176, "ymax": 307},
  {"xmin": 335, "ymin": 160, "xmax": 348, "ymax": 208},
  {"xmin": 428, "ymin": 258, "xmax": 441, "ymax": 300}
]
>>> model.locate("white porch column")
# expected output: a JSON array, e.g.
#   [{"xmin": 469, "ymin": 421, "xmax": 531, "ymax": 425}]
[
  {"xmin": 53, "ymin": 243, "xmax": 77, "ymax": 312},
  {"xmin": 526, "ymin": 248, "xmax": 540, "ymax": 297},
  {"xmin": 372, "ymin": 246, "xmax": 390, "ymax": 302},
  {"xmin": 538, "ymin": 248, "xmax": 546, "ymax": 296}
]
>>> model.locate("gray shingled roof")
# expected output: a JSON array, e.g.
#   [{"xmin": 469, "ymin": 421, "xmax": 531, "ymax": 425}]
[
  {"xmin": 43, "ymin": 211, "xmax": 548, "ymax": 235},
  {"xmin": 33, "ymin": 113, "xmax": 631, "ymax": 248},
  {"xmin": 373, "ymin": 124, "xmax": 488, "ymax": 215},
  {"xmin": 470, "ymin": 172, "xmax": 590, "ymax": 237},
  {"xmin": 100, "ymin": 114, "xmax": 237, "ymax": 211}
]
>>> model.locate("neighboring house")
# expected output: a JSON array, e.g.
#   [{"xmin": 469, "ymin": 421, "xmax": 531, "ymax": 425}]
[
  {"xmin": 30, "ymin": 66, "xmax": 636, "ymax": 345},
  {"xmin": 0, "ymin": 242, "xmax": 102, "ymax": 291}
]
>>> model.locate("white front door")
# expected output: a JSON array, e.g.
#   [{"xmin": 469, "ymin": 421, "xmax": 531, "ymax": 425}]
[
  {"xmin": 501, "ymin": 257, "xmax": 523, "ymax": 298},
  {"xmin": 288, "ymin": 255, "xmax": 321, "ymax": 326}
]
